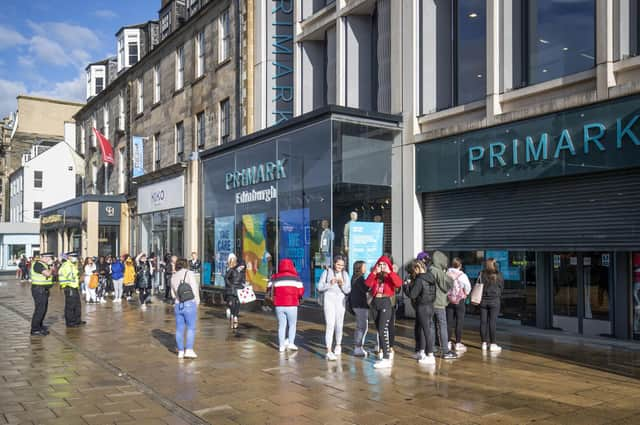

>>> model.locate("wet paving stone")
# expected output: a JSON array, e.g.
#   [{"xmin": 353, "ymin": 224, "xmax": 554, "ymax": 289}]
[{"xmin": 1, "ymin": 278, "xmax": 640, "ymax": 425}]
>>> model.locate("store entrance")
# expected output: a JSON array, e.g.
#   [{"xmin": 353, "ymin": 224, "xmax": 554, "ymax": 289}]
[{"xmin": 552, "ymin": 252, "xmax": 612, "ymax": 337}]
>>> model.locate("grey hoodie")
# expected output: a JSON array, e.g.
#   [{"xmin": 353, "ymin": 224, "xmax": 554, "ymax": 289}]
[{"xmin": 429, "ymin": 251, "xmax": 453, "ymax": 309}]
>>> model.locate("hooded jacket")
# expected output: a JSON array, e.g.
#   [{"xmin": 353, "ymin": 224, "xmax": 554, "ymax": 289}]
[
  {"xmin": 429, "ymin": 251, "xmax": 453, "ymax": 309},
  {"xmin": 270, "ymin": 258, "xmax": 305, "ymax": 307},
  {"xmin": 123, "ymin": 259, "xmax": 136, "ymax": 285},
  {"xmin": 364, "ymin": 256, "xmax": 402, "ymax": 297}
]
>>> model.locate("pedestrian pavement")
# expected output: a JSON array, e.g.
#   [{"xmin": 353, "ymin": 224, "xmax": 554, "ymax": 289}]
[{"xmin": 1, "ymin": 278, "xmax": 640, "ymax": 425}]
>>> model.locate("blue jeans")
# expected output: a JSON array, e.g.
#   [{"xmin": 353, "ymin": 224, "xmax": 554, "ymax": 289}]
[
  {"xmin": 175, "ymin": 300, "xmax": 197, "ymax": 351},
  {"xmin": 275, "ymin": 306, "xmax": 298, "ymax": 347}
]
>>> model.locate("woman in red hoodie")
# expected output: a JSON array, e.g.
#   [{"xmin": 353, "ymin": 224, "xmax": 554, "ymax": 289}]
[
  {"xmin": 270, "ymin": 258, "xmax": 305, "ymax": 352},
  {"xmin": 365, "ymin": 255, "xmax": 402, "ymax": 368}
]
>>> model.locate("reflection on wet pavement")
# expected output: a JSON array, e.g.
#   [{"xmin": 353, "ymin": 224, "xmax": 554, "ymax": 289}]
[{"xmin": 1, "ymin": 278, "xmax": 640, "ymax": 425}]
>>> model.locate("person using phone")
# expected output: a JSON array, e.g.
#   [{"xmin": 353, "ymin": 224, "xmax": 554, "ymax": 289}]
[{"xmin": 317, "ymin": 255, "xmax": 351, "ymax": 361}]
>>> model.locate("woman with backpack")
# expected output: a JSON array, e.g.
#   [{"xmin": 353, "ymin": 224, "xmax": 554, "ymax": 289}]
[
  {"xmin": 477, "ymin": 258, "xmax": 505, "ymax": 352},
  {"xmin": 349, "ymin": 260, "xmax": 369, "ymax": 357},
  {"xmin": 135, "ymin": 253, "xmax": 154, "ymax": 310},
  {"xmin": 224, "ymin": 256, "xmax": 246, "ymax": 329},
  {"xmin": 446, "ymin": 257, "xmax": 472, "ymax": 352},
  {"xmin": 317, "ymin": 255, "xmax": 351, "ymax": 361},
  {"xmin": 171, "ymin": 258, "xmax": 200, "ymax": 359},
  {"xmin": 404, "ymin": 259, "xmax": 437, "ymax": 365}
]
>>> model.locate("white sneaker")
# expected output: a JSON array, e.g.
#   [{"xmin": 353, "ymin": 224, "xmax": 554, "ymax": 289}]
[
  {"xmin": 184, "ymin": 349, "xmax": 198, "ymax": 358},
  {"xmin": 334, "ymin": 345, "xmax": 341, "ymax": 356},
  {"xmin": 100, "ymin": 299, "xmax": 106, "ymax": 304},
  {"xmin": 177, "ymin": 350, "xmax": 184, "ymax": 359},
  {"xmin": 377, "ymin": 350, "xmax": 383, "ymax": 360},
  {"xmin": 279, "ymin": 345, "xmax": 286, "ymax": 352},
  {"xmin": 447, "ymin": 341, "xmax": 452, "ymax": 351},
  {"xmin": 326, "ymin": 351, "xmax": 337, "ymax": 361},
  {"xmin": 389, "ymin": 349, "xmax": 395, "ymax": 360},
  {"xmin": 455, "ymin": 343, "xmax": 467, "ymax": 352},
  {"xmin": 127, "ymin": 296, "xmax": 132, "ymax": 301},
  {"xmin": 141, "ymin": 304, "xmax": 147, "ymax": 311},
  {"xmin": 481, "ymin": 342, "xmax": 488, "ymax": 351},
  {"xmin": 414, "ymin": 350, "xmax": 425, "ymax": 360},
  {"xmin": 489, "ymin": 344, "xmax": 502, "ymax": 352},
  {"xmin": 287, "ymin": 343, "xmax": 298, "ymax": 351},
  {"xmin": 419, "ymin": 353, "xmax": 436, "ymax": 365},
  {"xmin": 373, "ymin": 358, "xmax": 392, "ymax": 369},
  {"xmin": 225, "ymin": 308, "xmax": 230, "ymax": 319}
]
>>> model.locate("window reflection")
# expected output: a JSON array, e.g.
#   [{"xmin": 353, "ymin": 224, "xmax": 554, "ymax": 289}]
[
  {"xmin": 526, "ymin": 0, "xmax": 595, "ymax": 85},
  {"xmin": 456, "ymin": 0, "xmax": 486, "ymax": 105}
]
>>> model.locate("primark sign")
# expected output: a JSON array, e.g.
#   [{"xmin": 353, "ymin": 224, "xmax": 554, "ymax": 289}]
[
  {"xmin": 415, "ymin": 95, "xmax": 640, "ymax": 192},
  {"xmin": 225, "ymin": 159, "xmax": 287, "ymax": 204},
  {"xmin": 269, "ymin": 0, "xmax": 294, "ymax": 125}
]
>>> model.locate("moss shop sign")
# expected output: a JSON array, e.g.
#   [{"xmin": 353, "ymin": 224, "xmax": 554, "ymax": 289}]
[{"xmin": 415, "ymin": 95, "xmax": 640, "ymax": 192}]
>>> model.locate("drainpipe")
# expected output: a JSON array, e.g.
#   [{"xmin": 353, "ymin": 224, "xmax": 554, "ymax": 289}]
[{"xmin": 235, "ymin": 0, "xmax": 242, "ymax": 138}]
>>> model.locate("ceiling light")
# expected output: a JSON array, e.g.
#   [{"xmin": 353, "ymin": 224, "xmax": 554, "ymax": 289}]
[
  {"xmin": 468, "ymin": 12, "xmax": 478, "ymax": 18},
  {"xmin": 539, "ymin": 39, "xmax": 550, "ymax": 44},
  {"xmin": 477, "ymin": 74, "xmax": 483, "ymax": 78},
  {"xmin": 562, "ymin": 47, "xmax": 569, "ymax": 51},
  {"xmin": 542, "ymin": 69, "xmax": 548, "ymax": 73}
]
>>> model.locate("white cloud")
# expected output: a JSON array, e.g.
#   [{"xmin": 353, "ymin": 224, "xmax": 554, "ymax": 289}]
[
  {"xmin": 30, "ymin": 73, "xmax": 85, "ymax": 103},
  {"xmin": 0, "ymin": 25, "xmax": 27, "ymax": 49},
  {"xmin": 26, "ymin": 20, "xmax": 100, "ymax": 50},
  {"xmin": 0, "ymin": 79, "xmax": 27, "ymax": 118},
  {"xmin": 94, "ymin": 9, "xmax": 118, "ymax": 19},
  {"xmin": 28, "ymin": 36, "xmax": 70, "ymax": 66}
]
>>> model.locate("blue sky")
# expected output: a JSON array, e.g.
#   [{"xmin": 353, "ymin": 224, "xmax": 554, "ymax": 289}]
[{"xmin": 0, "ymin": 0, "xmax": 157, "ymax": 118}]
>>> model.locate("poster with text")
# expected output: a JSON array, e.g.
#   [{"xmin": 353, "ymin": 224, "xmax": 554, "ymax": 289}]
[
  {"xmin": 486, "ymin": 250, "xmax": 520, "ymax": 281},
  {"xmin": 242, "ymin": 213, "xmax": 269, "ymax": 292},
  {"xmin": 132, "ymin": 136, "xmax": 145, "ymax": 177},
  {"xmin": 279, "ymin": 208, "xmax": 310, "ymax": 297},
  {"xmin": 348, "ymin": 221, "xmax": 384, "ymax": 274},
  {"xmin": 214, "ymin": 216, "xmax": 235, "ymax": 287}
]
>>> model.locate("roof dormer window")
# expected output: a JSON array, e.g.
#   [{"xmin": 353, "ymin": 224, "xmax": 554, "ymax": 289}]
[
  {"xmin": 86, "ymin": 64, "xmax": 106, "ymax": 99},
  {"xmin": 117, "ymin": 28, "xmax": 141, "ymax": 71}
]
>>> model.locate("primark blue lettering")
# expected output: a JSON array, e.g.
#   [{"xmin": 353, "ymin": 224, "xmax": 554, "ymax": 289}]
[
  {"xmin": 225, "ymin": 159, "xmax": 287, "ymax": 190},
  {"xmin": 468, "ymin": 115, "xmax": 640, "ymax": 172}
]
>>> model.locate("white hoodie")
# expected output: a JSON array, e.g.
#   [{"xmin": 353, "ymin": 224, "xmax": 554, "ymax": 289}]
[{"xmin": 446, "ymin": 267, "xmax": 471, "ymax": 294}]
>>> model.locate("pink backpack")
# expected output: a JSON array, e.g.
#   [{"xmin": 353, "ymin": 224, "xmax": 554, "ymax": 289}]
[{"xmin": 447, "ymin": 270, "xmax": 467, "ymax": 304}]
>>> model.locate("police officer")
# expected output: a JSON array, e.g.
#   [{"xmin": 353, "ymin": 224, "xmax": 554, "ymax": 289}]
[
  {"xmin": 59, "ymin": 252, "xmax": 86, "ymax": 327},
  {"xmin": 30, "ymin": 252, "xmax": 54, "ymax": 336}
]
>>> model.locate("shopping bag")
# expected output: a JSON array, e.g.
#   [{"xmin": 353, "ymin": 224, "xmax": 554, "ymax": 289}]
[
  {"xmin": 237, "ymin": 286, "xmax": 257, "ymax": 304},
  {"xmin": 470, "ymin": 282, "xmax": 483, "ymax": 305}
]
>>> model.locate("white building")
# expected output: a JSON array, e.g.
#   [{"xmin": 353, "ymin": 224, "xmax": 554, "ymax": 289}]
[{"xmin": 9, "ymin": 137, "xmax": 83, "ymax": 225}]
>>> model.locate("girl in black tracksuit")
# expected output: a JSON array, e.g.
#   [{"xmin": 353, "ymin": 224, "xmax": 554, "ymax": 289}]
[
  {"xmin": 478, "ymin": 258, "xmax": 505, "ymax": 351},
  {"xmin": 404, "ymin": 259, "xmax": 437, "ymax": 363},
  {"xmin": 225, "ymin": 259, "xmax": 246, "ymax": 328}
]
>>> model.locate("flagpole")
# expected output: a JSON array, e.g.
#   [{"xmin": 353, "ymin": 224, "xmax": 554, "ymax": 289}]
[{"xmin": 104, "ymin": 162, "xmax": 108, "ymax": 194}]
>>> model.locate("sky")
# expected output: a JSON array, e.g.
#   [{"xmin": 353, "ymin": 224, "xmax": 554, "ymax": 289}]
[{"xmin": 0, "ymin": 0, "xmax": 157, "ymax": 118}]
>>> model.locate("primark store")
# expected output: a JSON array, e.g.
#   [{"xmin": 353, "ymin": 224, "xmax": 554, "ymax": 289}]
[{"xmin": 415, "ymin": 94, "xmax": 640, "ymax": 341}]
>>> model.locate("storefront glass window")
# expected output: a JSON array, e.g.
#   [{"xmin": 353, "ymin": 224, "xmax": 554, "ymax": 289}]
[
  {"xmin": 168, "ymin": 209, "xmax": 184, "ymax": 256},
  {"xmin": 455, "ymin": 0, "xmax": 486, "ymax": 105},
  {"xmin": 98, "ymin": 226, "xmax": 119, "ymax": 256},
  {"xmin": 8, "ymin": 245, "xmax": 26, "ymax": 266},
  {"xmin": 447, "ymin": 250, "xmax": 537, "ymax": 325},
  {"xmin": 138, "ymin": 207, "xmax": 185, "ymax": 259},
  {"xmin": 526, "ymin": 0, "xmax": 595, "ymax": 85},
  {"xmin": 202, "ymin": 117, "xmax": 400, "ymax": 300}
]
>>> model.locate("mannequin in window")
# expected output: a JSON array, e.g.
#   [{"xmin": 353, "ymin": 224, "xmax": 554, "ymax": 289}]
[
  {"xmin": 319, "ymin": 219, "xmax": 334, "ymax": 268},
  {"xmin": 343, "ymin": 211, "xmax": 358, "ymax": 254}
]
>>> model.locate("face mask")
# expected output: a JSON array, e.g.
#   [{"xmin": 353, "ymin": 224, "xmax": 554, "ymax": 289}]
[{"xmin": 70, "ymin": 257, "xmax": 77, "ymax": 263}]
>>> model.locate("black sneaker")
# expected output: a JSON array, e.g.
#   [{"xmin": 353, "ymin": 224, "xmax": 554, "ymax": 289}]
[
  {"xmin": 442, "ymin": 351, "xmax": 458, "ymax": 359},
  {"xmin": 30, "ymin": 330, "xmax": 47, "ymax": 336}
]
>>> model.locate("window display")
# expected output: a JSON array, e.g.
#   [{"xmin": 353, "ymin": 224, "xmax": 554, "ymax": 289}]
[{"xmin": 634, "ymin": 253, "xmax": 640, "ymax": 340}]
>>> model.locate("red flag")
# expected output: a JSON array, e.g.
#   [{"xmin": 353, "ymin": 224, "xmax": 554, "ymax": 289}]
[{"xmin": 93, "ymin": 128, "xmax": 114, "ymax": 164}]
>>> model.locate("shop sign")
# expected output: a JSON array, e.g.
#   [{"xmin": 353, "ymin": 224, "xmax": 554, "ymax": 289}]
[
  {"xmin": 138, "ymin": 176, "xmax": 184, "ymax": 214},
  {"xmin": 99, "ymin": 203, "xmax": 121, "ymax": 224},
  {"xmin": 132, "ymin": 136, "xmax": 145, "ymax": 177},
  {"xmin": 270, "ymin": 0, "xmax": 294, "ymax": 125},
  {"xmin": 235, "ymin": 186, "xmax": 278, "ymax": 205},
  {"xmin": 415, "ymin": 95, "xmax": 640, "ymax": 192},
  {"xmin": 225, "ymin": 158, "xmax": 287, "ymax": 190},
  {"xmin": 41, "ymin": 214, "xmax": 63, "ymax": 225}
]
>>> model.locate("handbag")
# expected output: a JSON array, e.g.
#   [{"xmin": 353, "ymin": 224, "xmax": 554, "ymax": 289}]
[
  {"xmin": 470, "ymin": 274, "xmax": 484, "ymax": 305},
  {"xmin": 237, "ymin": 285, "xmax": 256, "ymax": 304}
]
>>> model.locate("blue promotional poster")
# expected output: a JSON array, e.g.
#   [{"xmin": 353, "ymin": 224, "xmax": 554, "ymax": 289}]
[
  {"xmin": 132, "ymin": 136, "xmax": 145, "ymax": 177},
  {"xmin": 214, "ymin": 216, "xmax": 235, "ymax": 287},
  {"xmin": 348, "ymin": 221, "xmax": 384, "ymax": 274},
  {"xmin": 202, "ymin": 262, "xmax": 212, "ymax": 286},
  {"xmin": 486, "ymin": 250, "xmax": 520, "ymax": 281},
  {"xmin": 279, "ymin": 208, "xmax": 310, "ymax": 296}
]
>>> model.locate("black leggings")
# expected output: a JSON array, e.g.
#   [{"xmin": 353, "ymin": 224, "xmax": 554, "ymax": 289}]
[
  {"xmin": 228, "ymin": 296, "xmax": 240, "ymax": 317},
  {"xmin": 446, "ymin": 302, "xmax": 466, "ymax": 344},
  {"xmin": 415, "ymin": 303, "xmax": 435, "ymax": 354},
  {"xmin": 371, "ymin": 297, "xmax": 393, "ymax": 359},
  {"xmin": 139, "ymin": 288, "xmax": 151, "ymax": 305},
  {"xmin": 480, "ymin": 302, "xmax": 500, "ymax": 344}
]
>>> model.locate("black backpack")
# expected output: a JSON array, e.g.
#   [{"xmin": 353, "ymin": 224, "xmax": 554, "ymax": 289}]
[{"xmin": 177, "ymin": 271, "xmax": 195, "ymax": 302}]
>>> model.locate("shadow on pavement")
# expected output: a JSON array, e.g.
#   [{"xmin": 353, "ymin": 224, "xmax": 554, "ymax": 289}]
[{"xmin": 152, "ymin": 328, "xmax": 177, "ymax": 353}]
